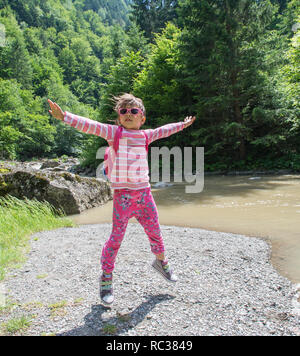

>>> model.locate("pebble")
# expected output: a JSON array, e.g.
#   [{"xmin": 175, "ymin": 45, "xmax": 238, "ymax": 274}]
[{"xmin": 0, "ymin": 223, "xmax": 299, "ymax": 336}]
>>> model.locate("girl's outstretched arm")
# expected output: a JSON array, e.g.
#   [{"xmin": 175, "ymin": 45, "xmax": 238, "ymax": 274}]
[
  {"xmin": 144, "ymin": 116, "xmax": 196, "ymax": 144},
  {"xmin": 47, "ymin": 99, "xmax": 117, "ymax": 141}
]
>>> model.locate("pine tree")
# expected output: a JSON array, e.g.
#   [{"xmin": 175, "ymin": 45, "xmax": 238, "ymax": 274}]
[
  {"xmin": 83, "ymin": 0, "xmax": 131, "ymax": 27},
  {"xmin": 177, "ymin": 0, "xmax": 283, "ymax": 165},
  {"xmin": 134, "ymin": 23, "xmax": 183, "ymax": 129},
  {"xmin": 130, "ymin": 0, "xmax": 178, "ymax": 40}
]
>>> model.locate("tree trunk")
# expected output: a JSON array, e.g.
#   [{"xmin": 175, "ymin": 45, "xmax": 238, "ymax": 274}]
[
  {"xmin": 225, "ymin": 0, "xmax": 246, "ymax": 161},
  {"xmin": 234, "ymin": 93, "xmax": 246, "ymax": 160}
]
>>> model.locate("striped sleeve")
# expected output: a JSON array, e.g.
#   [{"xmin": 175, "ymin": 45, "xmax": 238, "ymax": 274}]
[
  {"xmin": 63, "ymin": 111, "xmax": 117, "ymax": 140},
  {"xmin": 144, "ymin": 122, "xmax": 185, "ymax": 144}
]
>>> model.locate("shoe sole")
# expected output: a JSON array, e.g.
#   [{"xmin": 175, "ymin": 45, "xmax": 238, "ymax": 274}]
[
  {"xmin": 100, "ymin": 283, "xmax": 114, "ymax": 305},
  {"xmin": 101, "ymin": 296, "xmax": 114, "ymax": 305},
  {"xmin": 152, "ymin": 264, "xmax": 177, "ymax": 283}
]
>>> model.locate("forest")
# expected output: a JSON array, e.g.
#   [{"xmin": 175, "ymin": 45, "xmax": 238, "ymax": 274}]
[{"xmin": 0, "ymin": 0, "xmax": 299, "ymax": 172}]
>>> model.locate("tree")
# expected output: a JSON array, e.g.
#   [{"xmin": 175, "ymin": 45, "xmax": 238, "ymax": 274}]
[
  {"xmin": 31, "ymin": 53, "xmax": 63, "ymax": 97},
  {"xmin": 270, "ymin": 0, "xmax": 289, "ymax": 14},
  {"xmin": 130, "ymin": 0, "xmax": 178, "ymax": 40},
  {"xmin": 1, "ymin": 0, "xmax": 296, "ymax": 170},
  {"xmin": 284, "ymin": 14, "xmax": 300, "ymax": 107},
  {"xmin": 96, "ymin": 49, "xmax": 145, "ymax": 129},
  {"xmin": 123, "ymin": 23, "xmax": 150, "ymax": 54},
  {"xmin": 83, "ymin": 0, "xmax": 131, "ymax": 27},
  {"xmin": 80, "ymin": 50, "xmax": 145, "ymax": 167},
  {"xmin": 6, "ymin": 0, "xmax": 43, "ymax": 28},
  {"xmin": 0, "ymin": 112, "xmax": 23, "ymax": 159},
  {"xmin": 0, "ymin": 12, "xmax": 33, "ymax": 89},
  {"xmin": 58, "ymin": 37, "xmax": 102, "ymax": 106},
  {"xmin": 17, "ymin": 113, "xmax": 56, "ymax": 158},
  {"xmin": 177, "ymin": 0, "xmax": 286, "ymax": 165},
  {"xmin": 278, "ymin": 10, "xmax": 300, "ymax": 156},
  {"xmin": 0, "ymin": 78, "xmax": 57, "ymax": 159},
  {"xmin": 58, "ymin": 47, "xmax": 78, "ymax": 83},
  {"xmin": 134, "ymin": 23, "xmax": 183, "ymax": 131}
]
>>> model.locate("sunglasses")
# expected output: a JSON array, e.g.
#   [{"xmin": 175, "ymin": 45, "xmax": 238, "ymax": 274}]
[{"xmin": 118, "ymin": 107, "xmax": 144, "ymax": 116}]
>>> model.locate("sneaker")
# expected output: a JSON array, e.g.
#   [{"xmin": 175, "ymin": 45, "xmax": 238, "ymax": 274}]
[
  {"xmin": 100, "ymin": 273, "xmax": 114, "ymax": 305},
  {"xmin": 152, "ymin": 258, "xmax": 178, "ymax": 283}
]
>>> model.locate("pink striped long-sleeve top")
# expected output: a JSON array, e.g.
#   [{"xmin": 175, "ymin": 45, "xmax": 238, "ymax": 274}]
[{"xmin": 63, "ymin": 111, "xmax": 185, "ymax": 190}]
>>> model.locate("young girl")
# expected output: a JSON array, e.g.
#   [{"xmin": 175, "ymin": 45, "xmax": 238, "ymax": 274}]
[{"xmin": 48, "ymin": 94, "xmax": 196, "ymax": 304}]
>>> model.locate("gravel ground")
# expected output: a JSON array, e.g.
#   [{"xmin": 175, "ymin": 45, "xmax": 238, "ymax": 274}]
[{"xmin": 0, "ymin": 223, "xmax": 299, "ymax": 336}]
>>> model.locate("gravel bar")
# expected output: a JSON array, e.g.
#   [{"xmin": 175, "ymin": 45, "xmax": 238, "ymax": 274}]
[{"xmin": 1, "ymin": 223, "xmax": 299, "ymax": 336}]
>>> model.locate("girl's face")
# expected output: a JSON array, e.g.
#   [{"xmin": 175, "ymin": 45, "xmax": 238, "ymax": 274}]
[{"xmin": 118, "ymin": 105, "xmax": 146, "ymax": 130}]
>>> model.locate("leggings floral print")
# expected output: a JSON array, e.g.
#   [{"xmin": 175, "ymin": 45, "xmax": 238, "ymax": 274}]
[{"xmin": 101, "ymin": 187, "xmax": 165, "ymax": 273}]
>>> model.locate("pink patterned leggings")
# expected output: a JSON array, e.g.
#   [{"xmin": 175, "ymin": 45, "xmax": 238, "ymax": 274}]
[{"xmin": 101, "ymin": 187, "xmax": 165, "ymax": 273}]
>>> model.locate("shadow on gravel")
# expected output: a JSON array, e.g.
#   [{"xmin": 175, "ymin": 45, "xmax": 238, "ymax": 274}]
[{"xmin": 58, "ymin": 293, "xmax": 175, "ymax": 336}]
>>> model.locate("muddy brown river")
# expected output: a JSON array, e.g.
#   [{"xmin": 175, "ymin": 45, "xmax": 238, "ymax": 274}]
[{"xmin": 71, "ymin": 175, "xmax": 300, "ymax": 284}]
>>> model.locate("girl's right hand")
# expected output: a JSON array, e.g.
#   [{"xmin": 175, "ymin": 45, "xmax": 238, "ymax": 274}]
[
  {"xmin": 183, "ymin": 116, "xmax": 196, "ymax": 129},
  {"xmin": 48, "ymin": 99, "xmax": 64, "ymax": 121}
]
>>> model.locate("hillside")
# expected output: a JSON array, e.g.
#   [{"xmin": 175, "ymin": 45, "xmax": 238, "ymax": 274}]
[
  {"xmin": 0, "ymin": 0, "xmax": 299, "ymax": 172},
  {"xmin": 0, "ymin": 0, "xmax": 138, "ymax": 159}
]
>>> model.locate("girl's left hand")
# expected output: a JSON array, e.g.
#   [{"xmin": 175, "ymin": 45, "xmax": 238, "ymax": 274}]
[
  {"xmin": 48, "ymin": 99, "xmax": 64, "ymax": 121},
  {"xmin": 183, "ymin": 116, "xmax": 196, "ymax": 129}
]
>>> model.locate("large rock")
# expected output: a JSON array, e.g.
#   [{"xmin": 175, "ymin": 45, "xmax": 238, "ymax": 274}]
[{"xmin": 0, "ymin": 161, "xmax": 112, "ymax": 215}]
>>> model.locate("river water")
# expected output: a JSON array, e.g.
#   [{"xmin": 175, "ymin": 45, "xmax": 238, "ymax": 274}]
[{"xmin": 70, "ymin": 174, "xmax": 300, "ymax": 284}]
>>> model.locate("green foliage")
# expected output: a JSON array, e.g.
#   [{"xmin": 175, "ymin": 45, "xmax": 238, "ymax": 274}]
[
  {"xmin": 130, "ymin": 0, "xmax": 179, "ymax": 41},
  {"xmin": 0, "ymin": 0, "xmax": 134, "ymax": 160},
  {"xmin": 0, "ymin": 112, "xmax": 23, "ymax": 159},
  {"xmin": 134, "ymin": 23, "xmax": 184, "ymax": 131},
  {"xmin": 80, "ymin": 49, "xmax": 145, "ymax": 167},
  {"xmin": 0, "ymin": 78, "xmax": 57, "ymax": 159},
  {"xmin": 83, "ymin": 0, "xmax": 131, "ymax": 27},
  {"xmin": 281, "ymin": 12, "xmax": 300, "ymax": 109},
  {"xmin": 175, "ymin": 0, "xmax": 299, "ymax": 166},
  {"xmin": 100, "ymin": 50, "xmax": 145, "ymax": 118},
  {"xmin": 0, "ymin": 0, "xmax": 298, "ymax": 172},
  {"xmin": 18, "ymin": 114, "xmax": 56, "ymax": 158}
]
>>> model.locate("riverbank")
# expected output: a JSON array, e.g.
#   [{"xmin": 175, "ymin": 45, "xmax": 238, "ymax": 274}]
[
  {"xmin": 2, "ymin": 158, "xmax": 299, "ymax": 178},
  {"xmin": 0, "ymin": 223, "xmax": 299, "ymax": 336}
]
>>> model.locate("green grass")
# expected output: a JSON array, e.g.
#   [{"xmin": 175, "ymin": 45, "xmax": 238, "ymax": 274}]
[
  {"xmin": 0, "ymin": 195, "xmax": 75, "ymax": 281},
  {"xmin": 48, "ymin": 300, "xmax": 68, "ymax": 317},
  {"xmin": 102, "ymin": 323, "xmax": 118, "ymax": 335},
  {"xmin": 1, "ymin": 315, "xmax": 33, "ymax": 334}
]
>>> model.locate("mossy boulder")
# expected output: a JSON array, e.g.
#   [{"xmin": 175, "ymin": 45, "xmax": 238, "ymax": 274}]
[{"xmin": 0, "ymin": 169, "xmax": 112, "ymax": 215}]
